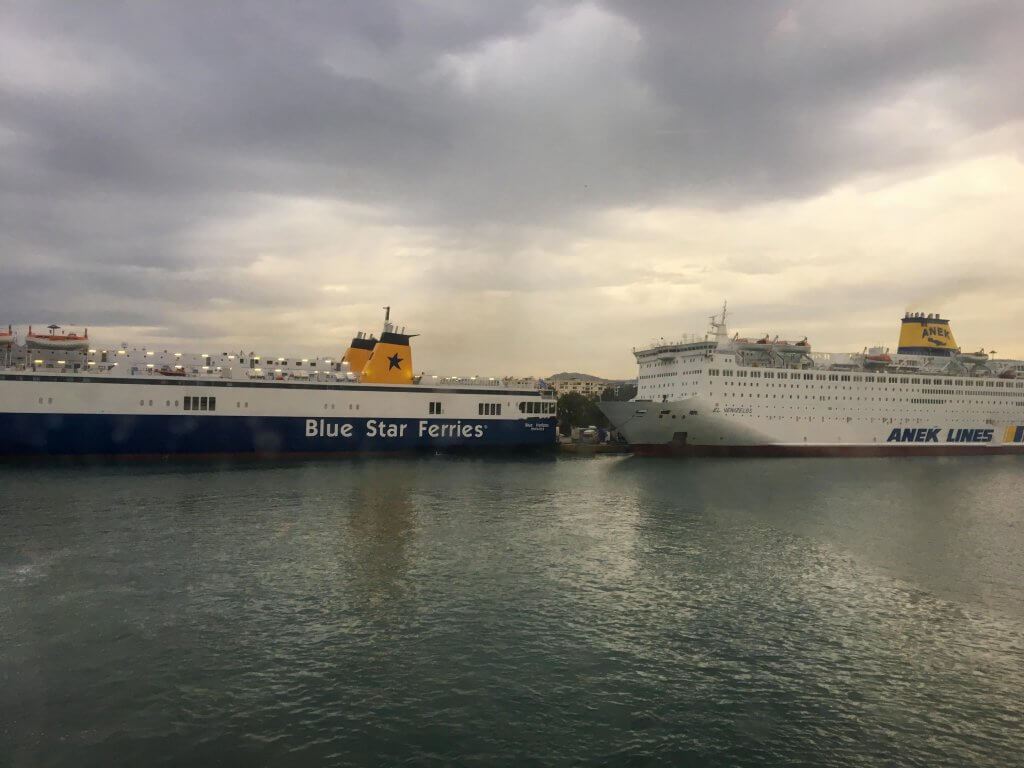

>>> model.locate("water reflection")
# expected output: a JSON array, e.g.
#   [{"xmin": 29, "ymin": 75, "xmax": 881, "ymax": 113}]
[
  {"xmin": 345, "ymin": 461, "xmax": 419, "ymax": 607},
  {"xmin": 605, "ymin": 454, "xmax": 1024, "ymax": 616},
  {"xmin": 596, "ymin": 455, "xmax": 1024, "ymax": 762},
  {"xmin": 1, "ymin": 456, "xmax": 1022, "ymax": 766}
]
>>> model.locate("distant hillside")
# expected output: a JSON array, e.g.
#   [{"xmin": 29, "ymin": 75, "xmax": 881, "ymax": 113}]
[{"xmin": 546, "ymin": 372, "xmax": 608, "ymax": 382}]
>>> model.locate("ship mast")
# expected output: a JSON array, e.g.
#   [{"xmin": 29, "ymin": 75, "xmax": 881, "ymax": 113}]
[{"xmin": 708, "ymin": 301, "xmax": 730, "ymax": 345}]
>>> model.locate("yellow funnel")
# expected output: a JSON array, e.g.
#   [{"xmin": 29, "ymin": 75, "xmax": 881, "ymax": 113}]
[
  {"xmin": 360, "ymin": 331, "xmax": 414, "ymax": 384},
  {"xmin": 897, "ymin": 312, "xmax": 958, "ymax": 356},
  {"xmin": 342, "ymin": 332, "xmax": 376, "ymax": 375}
]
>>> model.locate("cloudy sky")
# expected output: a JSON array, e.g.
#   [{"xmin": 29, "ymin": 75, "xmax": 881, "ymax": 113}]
[{"xmin": 2, "ymin": 1, "xmax": 1022, "ymax": 377}]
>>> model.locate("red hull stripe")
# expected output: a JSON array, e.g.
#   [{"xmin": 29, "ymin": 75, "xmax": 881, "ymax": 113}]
[
  {"xmin": 0, "ymin": 446, "xmax": 557, "ymax": 464},
  {"xmin": 630, "ymin": 443, "xmax": 1024, "ymax": 458}
]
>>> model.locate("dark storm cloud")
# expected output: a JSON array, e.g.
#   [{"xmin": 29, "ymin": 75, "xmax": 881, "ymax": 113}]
[
  {"xmin": 1, "ymin": 0, "xmax": 1021, "ymax": 357},
  {"xmin": 0, "ymin": 0, "xmax": 558, "ymax": 307},
  {"xmin": 6, "ymin": 1, "xmax": 1015, "ymax": 215},
  {"xmin": 604, "ymin": 0, "xmax": 1023, "ymax": 202}
]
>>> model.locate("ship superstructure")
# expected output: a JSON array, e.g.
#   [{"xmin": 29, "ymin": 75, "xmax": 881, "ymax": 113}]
[
  {"xmin": 0, "ymin": 310, "xmax": 556, "ymax": 457},
  {"xmin": 600, "ymin": 305, "xmax": 1024, "ymax": 456}
]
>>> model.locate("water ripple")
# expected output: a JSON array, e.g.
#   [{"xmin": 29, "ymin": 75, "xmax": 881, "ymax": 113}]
[{"xmin": 1, "ymin": 456, "xmax": 1022, "ymax": 766}]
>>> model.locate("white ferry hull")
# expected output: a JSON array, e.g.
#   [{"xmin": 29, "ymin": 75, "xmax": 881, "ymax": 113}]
[
  {"xmin": 603, "ymin": 307, "xmax": 1024, "ymax": 458},
  {"xmin": 601, "ymin": 398, "xmax": 1024, "ymax": 457}
]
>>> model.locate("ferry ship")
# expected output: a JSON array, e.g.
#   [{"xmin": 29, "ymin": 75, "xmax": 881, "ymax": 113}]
[
  {"xmin": 600, "ymin": 305, "xmax": 1024, "ymax": 457},
  {"xmin": 0, "ymin": 310, "xmax": 557, "ymax": 457}
]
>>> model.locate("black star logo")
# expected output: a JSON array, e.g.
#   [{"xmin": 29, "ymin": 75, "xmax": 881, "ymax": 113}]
[{"xmin": 388, "ymin": 353, "xmax": 402, "ymax": 370}]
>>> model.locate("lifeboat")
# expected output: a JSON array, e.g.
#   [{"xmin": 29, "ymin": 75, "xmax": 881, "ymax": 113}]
[
  {"xmin": 0, "ymin": 325, "xmax": 13, "ymax": 346},
  {"xmin": 957, "ymin": 349, "xmax": 989, "ymax": 365},
  {"xmin": 863, "ymin": 353, "xmax": 892, "ymax": 366},
  {"xmin": 774, "ymin": 337, "xmax": 813, "ymax": 354},
  {"xmin": 735, "ymin": 333, "xmax": 811, "ymax": 354},
  {"xmin": 734, "ymin": 334, "xmax": 773, "ymax": 351},
  {"xmin": 157, "ymin": 365, "xmax": 187, "ymax": 377},
  {"xmin": 25, "ymin": 325, "xmax": 90, "ymax": 351}
]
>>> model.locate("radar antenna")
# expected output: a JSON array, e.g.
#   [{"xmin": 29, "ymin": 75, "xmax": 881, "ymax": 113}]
[{"xmin": 708, "ymin": 300, "xmax": 730, "ymax": 345}]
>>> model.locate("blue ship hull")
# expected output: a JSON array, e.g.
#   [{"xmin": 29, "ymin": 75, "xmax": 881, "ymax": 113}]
[{"xmin": 0, "ymin": 413, "xmax": 557, "ymax": 457}]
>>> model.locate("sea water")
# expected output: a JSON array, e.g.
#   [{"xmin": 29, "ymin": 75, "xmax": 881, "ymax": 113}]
[{"xmin": 1, "ymin": 455, "xmax": 1022, "ymax": 766}]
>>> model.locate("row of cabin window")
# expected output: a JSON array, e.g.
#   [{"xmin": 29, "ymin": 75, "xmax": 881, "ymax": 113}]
[
  {"xmin": 708, "ymin": 369, "xmax": 1022, "ymax": 387},
  {"xmin": 713, "ymin": 390, "xmax": 1022, "ymax": 407},
  {"xmin": 519, "ymin": 401, "xmax": 556, "ymax": 414},
  {"xmin": 177, "ymin": 397, "xmax": 550, "ymax": 416},
  {"xmin": 435, "ymin": 401, "xmax": 553, "ymax": 415}
]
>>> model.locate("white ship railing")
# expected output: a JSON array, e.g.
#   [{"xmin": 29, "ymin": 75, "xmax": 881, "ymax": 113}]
[
  {"xmin": 2, "ymin": 362, "xmax": 550, "ymax": 390},
  {"xmin": 633, "ymin": 333, "xmax": 710, "ymax": 353}
]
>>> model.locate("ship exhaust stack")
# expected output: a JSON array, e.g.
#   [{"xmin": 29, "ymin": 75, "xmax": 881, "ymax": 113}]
[
  {"xmin": 360, "ymin": 309, "xmax": 417, "ymax": 384},
  {"xmin": 342, "ymin": 331, "xmax": 376, "ymax": 375},
  {"xmin": 897, "ymin": 312, "xmax": 958, "ymax": 356}
]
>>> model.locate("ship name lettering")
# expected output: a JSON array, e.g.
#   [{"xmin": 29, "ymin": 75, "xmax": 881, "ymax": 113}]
[
  {"xmin": 365, "ymin": 419, "xmax": 408, "ymax": 438},
  {"xmin": 920, "ymin": 325, "xmax": 950, "ymax": 339},
  {"xmin": 723, "ymin": 406, "xmax": 751, "ymax": 414},
  {"xmin": 885, "ymin": 427, "xmax": 993, "ymax": 444},
  {"xmin": 305, "ymin": 418, "xmax": 355, "ymax": 438},
  {"xmin": 944, "ymin": 428, "xmax": 993, "ymax": 443},
  {"xmin": 418, "ymin": 420, "xmax": 485, "ymax": 439}
]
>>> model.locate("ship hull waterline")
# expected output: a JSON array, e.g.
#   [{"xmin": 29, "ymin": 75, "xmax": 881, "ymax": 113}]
[
  {"xmin": 600, "ymin": 399, "xmax": 1024, "ymax": 459},
  {"xmin": 629, "ymin": 443, "xmax": 1024, "ymax": 458},
  {"xmin": 0, "ymin": 413, "xmax": 558, "ymax": 459}
]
